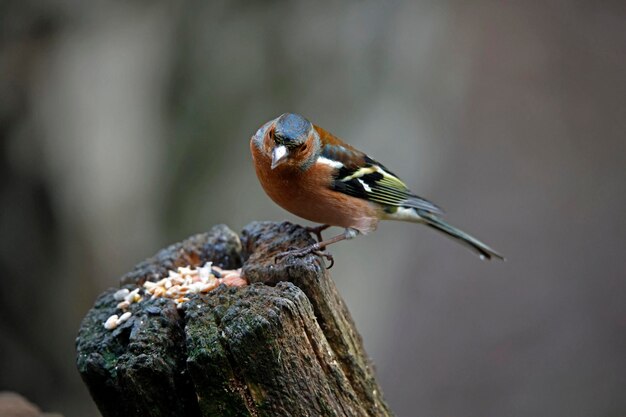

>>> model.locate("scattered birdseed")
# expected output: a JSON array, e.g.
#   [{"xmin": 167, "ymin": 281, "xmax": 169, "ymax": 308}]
[
  {"xmin": 113, "ymin": 288, "xmax": 129, "ymax": 301},
  {"xmin": 103, "ymin": 311, "xmax": 133, "ymax": 330},
  {"xmin": 118, "ymin": 311, "xmax": 132, "ymax": 323},
  {"xmin": 124, "ymin": 288, "xmax": 142, "ymax": 303},
  {"xmin": 104, "ymin": 315, "xmax": 119, "ymax": 330},
  {"xmin": 104, "ymin": 262, "xmax": 246, "ymax": 330},
  {"xmin": 116, "ymin": 300, "xmax": 131, "ymax": 310}
]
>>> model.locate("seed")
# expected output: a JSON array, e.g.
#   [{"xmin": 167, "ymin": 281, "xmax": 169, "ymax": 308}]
[
  {"xmin": 124, "ymin": 289, "xmax": 140, "ymax": 303},
  {"xmin": 113, "ymin": 289, "xmax": 129, "ymax": 301},
  {"xmin": 199, "ymin": 266, "xmax": 211, "ymax": 280},
  {"xmin": 178, "ymin": 266, "xmax": 194, "ymax": 275},
  {"xmin": 203, "ymin": 280, "xmax": 219, "ymax": 292},
  {"xmin": 118, "ymin": 312, "xmax": 132, "ymax": 323},
  {"xmin": 220, "ymin": 274, "xmax": 247, "ymax": 287},
  {"xmin": 104, "ymin": 315, "xmax": 119, "ymax": 330}
]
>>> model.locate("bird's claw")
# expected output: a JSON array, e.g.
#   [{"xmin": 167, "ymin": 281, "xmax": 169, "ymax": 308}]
[
  {"xmin": 274, "ymin": 245, "xmax": 335, "ymax": 269},
  {"xmin": 316, "ymin": 250, "xmax": 334, "ymax": 269},
  {"xmin": 305, "ymin": 224, "xmax": 331, "ymax": 243}
]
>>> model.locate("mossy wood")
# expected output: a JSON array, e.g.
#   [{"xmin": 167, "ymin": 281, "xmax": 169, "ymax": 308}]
[{"xmin": 76, "ymin": 222, "xmax": 393, "ymax": 417}]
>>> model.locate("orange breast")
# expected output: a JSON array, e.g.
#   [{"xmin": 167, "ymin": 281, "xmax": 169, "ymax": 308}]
[{"xmin": 250, "ymin": 140, "xmax": 380, "ymax": 233}]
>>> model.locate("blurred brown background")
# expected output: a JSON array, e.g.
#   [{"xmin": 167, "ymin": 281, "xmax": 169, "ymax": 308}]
[{"xmin": 1, "ymin": 1, "xmax": 625, "ymax": 416}]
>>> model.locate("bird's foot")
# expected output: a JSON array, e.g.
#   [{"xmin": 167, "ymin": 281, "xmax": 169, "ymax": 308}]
[
  {"xmin": 305, "ymin": 224, "xmax": 331, "ymax": 243},
  {"xmin": 275, "ymin": 244, "xmax": 335, "ymax": 269}
]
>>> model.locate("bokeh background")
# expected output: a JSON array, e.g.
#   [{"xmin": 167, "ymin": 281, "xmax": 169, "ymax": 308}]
[{"xmin": 1, "ymin": 1, "xmax": 625, "ymax": 416}]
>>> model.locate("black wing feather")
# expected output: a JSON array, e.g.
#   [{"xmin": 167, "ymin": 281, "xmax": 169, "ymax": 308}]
[{"xmin": 321, "ymin": 144, "xmax": 443, "ymax": 215}]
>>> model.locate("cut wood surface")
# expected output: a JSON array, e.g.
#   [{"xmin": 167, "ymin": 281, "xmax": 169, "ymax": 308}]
[{"xmin": 76, "ymin": 222, "xmax": 393, "ymax": 417}]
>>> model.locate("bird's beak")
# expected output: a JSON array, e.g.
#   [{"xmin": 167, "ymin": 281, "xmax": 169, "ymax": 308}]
[{"xmin": 271, "ymin": 145, "xmax": 288, "ymax": 169}]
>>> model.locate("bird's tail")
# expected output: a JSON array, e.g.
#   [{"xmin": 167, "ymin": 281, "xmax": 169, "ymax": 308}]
[{"xmin": 416, "ymin": 210, "xmax": 505, "ymax": 261}]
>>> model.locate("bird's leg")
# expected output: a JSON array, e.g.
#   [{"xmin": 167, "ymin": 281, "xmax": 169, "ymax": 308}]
[
  {"xmin": 275, "ymin": 228, "xmax": 359, "ymax": 269},
  {"xmin": 305, "ymin": 224, "xmax": 331, "ymax": 242}
]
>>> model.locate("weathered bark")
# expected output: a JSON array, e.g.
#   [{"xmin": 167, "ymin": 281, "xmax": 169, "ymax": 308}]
[{"xmin": 76, "ymin": 222, "xmax": 393, "ymax": 417}]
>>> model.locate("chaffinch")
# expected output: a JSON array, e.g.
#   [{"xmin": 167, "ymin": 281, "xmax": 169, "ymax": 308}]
[{"xmin": 250, "ymin": 113, "xmax": 504, "ymax": 265}]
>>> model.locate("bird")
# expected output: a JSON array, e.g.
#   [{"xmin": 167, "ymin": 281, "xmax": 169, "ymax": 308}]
[{"xmin": 250, "ymin": 112, "xmax": 504, "ymax": 265}]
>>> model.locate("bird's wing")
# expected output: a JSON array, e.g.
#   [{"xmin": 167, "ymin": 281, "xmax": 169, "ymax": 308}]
[{"xmin": 318, "ymin": 143, "xmax": 443, "ymax": 215}]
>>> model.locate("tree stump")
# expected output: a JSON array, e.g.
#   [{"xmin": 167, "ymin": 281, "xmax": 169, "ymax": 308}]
[{"xmin": 76, "ymin": 222, "xmax": 393, "ymax": 417}]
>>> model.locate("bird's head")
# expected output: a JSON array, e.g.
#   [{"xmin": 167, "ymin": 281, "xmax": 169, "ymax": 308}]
[{"xmin": 267, "ymin": 113, "xmax": 316, "ymax": 169}]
